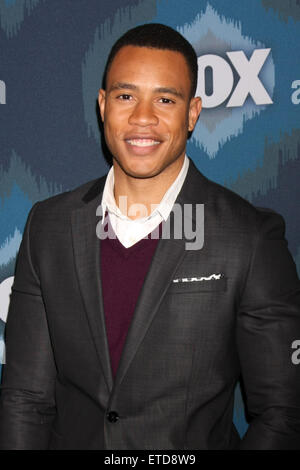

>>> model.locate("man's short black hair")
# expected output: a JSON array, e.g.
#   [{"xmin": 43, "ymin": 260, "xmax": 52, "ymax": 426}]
[{"xmin": 104, "ymin": 23, "xmax": 198, "ymax": 98}]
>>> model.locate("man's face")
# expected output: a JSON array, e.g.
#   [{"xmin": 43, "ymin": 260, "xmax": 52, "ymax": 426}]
[{"xmin": 98, "ymin": 45, "xmax": 201, "ymax": 179}]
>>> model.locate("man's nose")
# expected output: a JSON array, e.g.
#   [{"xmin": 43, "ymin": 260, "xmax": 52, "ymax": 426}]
[{"xmin": 128, "ymin": 100, "xmax": 159, "ymax": 126}]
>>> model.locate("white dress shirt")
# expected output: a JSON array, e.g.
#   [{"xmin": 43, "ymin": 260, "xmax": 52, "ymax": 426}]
[{"xmin": 100, "ymin": 155, "xmax": 190, "ymax": 248}]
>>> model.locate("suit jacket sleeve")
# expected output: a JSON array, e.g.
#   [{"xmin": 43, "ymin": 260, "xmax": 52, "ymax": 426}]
[
  {"xmin": 0, "ymin": 202, "xmax": 57, "ymax": 450},
  {"xmin": 237, "ymin": 210, "xmax": 300, "ymax": 449}
]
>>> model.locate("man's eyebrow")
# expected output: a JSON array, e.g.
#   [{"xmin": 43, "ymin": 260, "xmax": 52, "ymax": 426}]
[
  {"xmin": 108, "ymin": 82, "xmax": 138, "ymax": 92},
  {"xmin": 108, "ymin": 82, "xmax": 184, "ymax": 99},
  {"xmin": 153, "ymin": 87, "xmax": 184, "ymax": 99}
]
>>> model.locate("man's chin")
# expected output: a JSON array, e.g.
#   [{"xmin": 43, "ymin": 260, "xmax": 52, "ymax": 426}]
[
  {"xmin": 123, "ymin": 167, "xmax": 161, "ymax": 179},
  {"xmin": 114, "ymin": 157, "xmax": 162, "ymax": 179}
]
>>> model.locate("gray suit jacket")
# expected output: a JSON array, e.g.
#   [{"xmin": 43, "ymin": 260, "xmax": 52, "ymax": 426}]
[{"xmin": 1, "ymin": 159, "xmax": 300, "ymax": 449}]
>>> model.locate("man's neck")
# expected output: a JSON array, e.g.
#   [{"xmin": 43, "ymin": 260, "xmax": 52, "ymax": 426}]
[{"xmin": 113, "ymin": 155, "xmax": 185, "ymax": 220}]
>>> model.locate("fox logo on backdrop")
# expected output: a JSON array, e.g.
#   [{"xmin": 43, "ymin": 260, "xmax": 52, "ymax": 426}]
[
  {"xmin": 176, "ymin": 3, "xmax": 275, "ymax": 158},
  {"xmin": 197, "ymin": 48, "xmax": 273, "ymax": 108}
]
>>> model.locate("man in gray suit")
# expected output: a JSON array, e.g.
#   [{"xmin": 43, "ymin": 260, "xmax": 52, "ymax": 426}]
[{"xmin": 0, "ymin": 23, "xmax": 300, "ymax": 450}]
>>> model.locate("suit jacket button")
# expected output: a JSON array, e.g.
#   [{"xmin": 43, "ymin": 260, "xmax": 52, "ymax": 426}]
[{"xmin": 107, "ymin": 411, "xmax": 119, "ymax": 423}]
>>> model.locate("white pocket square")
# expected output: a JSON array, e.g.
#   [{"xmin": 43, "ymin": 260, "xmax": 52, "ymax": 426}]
[{"xmin": 173, "ymin": 273, "xmax": 223, "ymax": 283}]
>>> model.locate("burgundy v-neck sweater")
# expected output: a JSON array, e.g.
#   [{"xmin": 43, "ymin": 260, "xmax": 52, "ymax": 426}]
[{"xmin": 100, "ymin": 223, "xmax": 161, "ymax": 377}]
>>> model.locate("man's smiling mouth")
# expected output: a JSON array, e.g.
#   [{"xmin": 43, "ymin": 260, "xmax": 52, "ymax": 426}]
[{"xmin": 126, "ymin": 139, "xmax": 161, "ymax": 147}]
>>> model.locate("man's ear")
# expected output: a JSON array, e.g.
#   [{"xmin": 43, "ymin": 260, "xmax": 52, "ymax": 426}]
[
  {"xmin": 98, "ymin": 89, "xmax": 106, "ymax": 122},
  {"xmin": 188, "ymin": 96, "xmax": 202, "ymax": 132}
]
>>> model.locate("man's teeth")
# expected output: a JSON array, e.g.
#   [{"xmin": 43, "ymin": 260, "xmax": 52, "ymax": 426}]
[{"xmin": 127, "ymin": 139, "xmax": 160, "ymax": 147}]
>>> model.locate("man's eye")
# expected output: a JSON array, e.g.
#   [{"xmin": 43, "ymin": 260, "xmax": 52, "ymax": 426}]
[
  {"xmin": 159, "ymin": 98, "xmax": 175, "ymax": 104},
  {"xmin": 117, "ymin": 94, "xmax": 132, "ymax": 100}
]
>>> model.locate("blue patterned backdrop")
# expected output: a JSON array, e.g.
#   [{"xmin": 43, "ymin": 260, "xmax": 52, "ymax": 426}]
[{"xmin": 0, "ymin": 0, "xmax": 300, "ymax": 439}]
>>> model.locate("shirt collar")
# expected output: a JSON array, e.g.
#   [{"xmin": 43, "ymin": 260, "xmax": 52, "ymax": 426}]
[{"xmin": 101, "ymin": 155, "xmax": 190, "ymax": 224}]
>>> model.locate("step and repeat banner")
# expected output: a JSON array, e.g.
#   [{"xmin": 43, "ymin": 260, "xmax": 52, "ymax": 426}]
[{"xmin": 0, "ymin": 0, "xmax": 300, "ymax": 438}]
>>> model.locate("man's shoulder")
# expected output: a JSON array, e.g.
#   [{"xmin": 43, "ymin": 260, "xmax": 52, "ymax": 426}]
[
  {"xmin": 188, "ymin": 159, "xmax": 284, "ymax": 234},
  {"xmin": 36, "ymin": 174, "xmax": 107, "ymax": 211},
  {"xmin": 27, "ymin": 174, "xmax": 107, "ymax": 230}
]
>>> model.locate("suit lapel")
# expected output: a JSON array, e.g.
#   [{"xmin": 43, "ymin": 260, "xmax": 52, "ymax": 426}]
[
  {"xmin": 71, "ymin": 180, "xmax": 114, "ymax": 394},
  {"xmin": 71, "ymin": 160, "xmax": 207, "ymax": 394}
]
